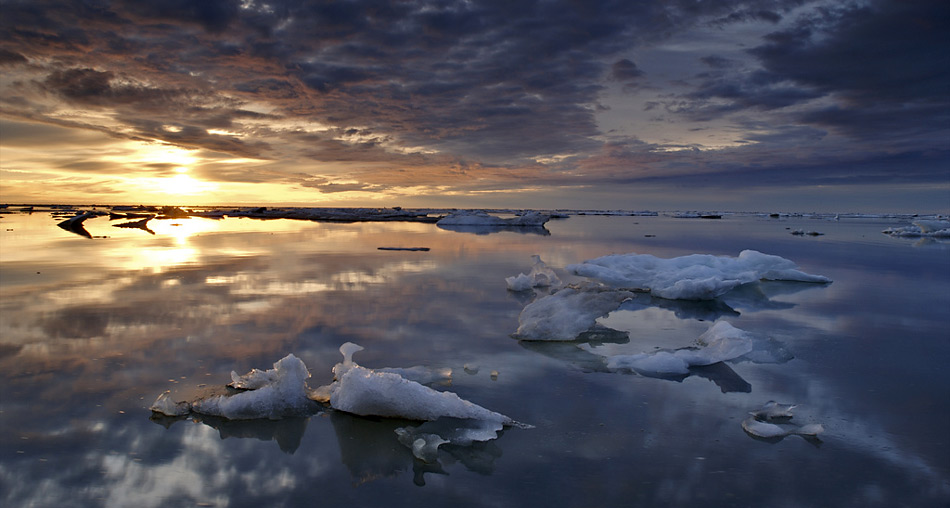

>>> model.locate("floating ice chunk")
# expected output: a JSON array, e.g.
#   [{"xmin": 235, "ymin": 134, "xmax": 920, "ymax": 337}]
[
  {"xmin": 150, "ymin": 354, "xmax": 318, "ymax": 420},
  {"xmin": 568, "ymin": 250, "xmax": 830, "ymax": 300},
  {"xmin": 741, "ymin": 417, "xmax": 824, "ymax": 439},
  {"xmin": 506, "ymin": 255, "xmax": 561, "ymax": 291},
  {"xmin": 315, "ymin": 343, "xmax": 518, "ymax": 425},
  {"xmin": 882, "ymin": 220, "xmax": 950, "ymax": 238},
  {"xmin": 680, "ymin": 321, "xmax": 755, "ymax": 366},
  {"xmin": 598, "ymin": 322, "xmax": 761, "ymax": 375},
  {"xmin": 505, "ymin": 273, "xmax": 536, "ymax": 292},
  {"xmin": 377, "ymin": 366, "xmax": 452, "ymax": 385},
  {"xmin": 740, "ymin": 337, "xmax": 795, "ymax": 364},
  {"xmin": 149, "ymin": 391, "xmax": 190, "ymax": 416},
  {"xmin": 437, "ymin": 210, "xmax": 550, "ymax": 227},
  {"xmin": 229, "ymin": 367, "xmax": 278, "ymax": 390},
  {"xmin": 606, "ymin": 351, "xmax": 689, "ymax": 375},
  {"xmin": 191, "ymin": 354, "xmax": 315, "ymax": 420},
  {"xmin": 395, "ymin": 417, "xmax": 506, "ymax": 462},
  {"xmin": 328, "ymin": 365, "xmax": 513, "ymax": 423},
  {"xmin": 512, "ymin": 284, "xmax": 634, "ymax": 341},
  {"xmin": 750, "ymin": 401, "xmax": 797, "ymax": 420},
  {"xmin": 401, "ymin": 432, "xmax": 449, "ymax": 463},
  {"xmin": 57, "ymin": 212, "xmax": 98, "ymax": 238}
]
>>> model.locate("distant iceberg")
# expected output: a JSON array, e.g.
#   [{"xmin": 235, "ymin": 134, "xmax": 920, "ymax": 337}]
[
  {"xmin": 506, "ymin": 255, "xmax": 561, "ymax": 291},
  {"xmin": 437, "ymin": 210, "xmax": 550, "ymax": 227},
  {"xmin": 568, "ymin": 249, "xmax": 831, "ymax": 300},
  {"xmin": 882, "ymin": 220, "xmax": 950, "ymax": 238},
  {"xmin": 435, "ymin": 210, "xmax": 552, "ymax": 235}
]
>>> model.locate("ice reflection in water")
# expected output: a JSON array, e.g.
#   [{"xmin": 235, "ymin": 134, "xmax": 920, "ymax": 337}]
[{"xmin": 1, "ymin": 211, "xmax": 948, "ymax": 507}]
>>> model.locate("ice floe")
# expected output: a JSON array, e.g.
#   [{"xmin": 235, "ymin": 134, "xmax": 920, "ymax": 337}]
[
  {"xmin": 749, "ymin": 401, "xmax": 797, "ymax": 420},
  {"xmin": 512, "ymin": 283, "xmax": 634, "ymax": 341},
  {"xmin": 568, "ymin": 249, "xmax": 831, "ymax": 300},
  {"xmin": 436, "ymin": 210, "xmax": 552, "ymax": 235},
  {"xmin": 57, "ymin": 211, "xmax": 100, "ymax": 238},
  {"xmin": 505, "ymin": 255, "xmax": 562, "ymax": 291},
  {"xmin": 437, "ymin": 210, "xmax": 550, "ymax": 227},
  {"xmin": 151, "ymin": 354, "xmax": 318, "ymax": 420},
  {"xmin": 741, "ymin": 401, "xmax": 824, "ymax": 441},
  {"xmin": 741, "ymin": 418, "xmax": 824, "ymax": 439},
  {"xmin": 395, "ymin": 417, "xmax": 505, "ymax": 463},
  {"xmin": 316, "ymin": 343, "xmax": 517, "ymax": 425},
  {"xmin": 882, "ymin": 220, "xmax": 950, "ymax": 238},
  {"xmin": 150, "ymin": 345, "xmax": 512, "ymax": 427},
  {"xmin": 596, "ymin": 322, "xmax": 759, "ymax": 375}
]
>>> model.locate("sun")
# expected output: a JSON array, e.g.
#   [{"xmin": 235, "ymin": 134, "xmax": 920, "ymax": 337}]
[{"xmin": 157, "ymin": 173, "xmax": 216, "ymax": 196}]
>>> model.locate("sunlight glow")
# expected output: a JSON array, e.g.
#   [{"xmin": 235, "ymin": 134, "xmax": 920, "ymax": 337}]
[
  {"xmin": 155, "ymin": 174, "xmax": 218, "ymax": 196},
  {"xmin": 148, "ymin": 218, "xmax": 221, "ymax": 246}
]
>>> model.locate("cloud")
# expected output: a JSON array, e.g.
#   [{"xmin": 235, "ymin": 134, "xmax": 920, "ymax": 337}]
[
  {"xmin": 749, "ymin": 0, "xmax": 950, "ymax": 137},
  {"xmin": 1, "ymin": 0, "xmax": 947, "ymax": 209}
]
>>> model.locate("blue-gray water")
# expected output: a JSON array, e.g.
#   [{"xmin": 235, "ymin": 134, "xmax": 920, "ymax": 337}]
[{"xmin": 1, "ymin": 210, "xmax": 948, "ymax": 507}]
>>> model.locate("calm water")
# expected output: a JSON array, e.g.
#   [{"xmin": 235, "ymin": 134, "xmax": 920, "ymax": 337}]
[{"xmin": 1, "ymin": 210, "xmax": 948, "ymax": 507}]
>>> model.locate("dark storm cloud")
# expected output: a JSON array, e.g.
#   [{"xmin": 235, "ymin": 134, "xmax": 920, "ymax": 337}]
[
  {"xmin": 675, "ymin": 0, "xmax": 950, "ymax": 143},
  {"xmin": 1, "ymin": 0, "xmax": 807, "ymax": 161},
  {"xmin": 749, "ymin": 0, "xmax": 950, "ymax": 139},
  {"xmin": 0, "ymin": 48, "xmax": 27, "ymax": 65}
]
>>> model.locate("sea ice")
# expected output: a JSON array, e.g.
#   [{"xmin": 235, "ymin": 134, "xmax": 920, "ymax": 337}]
[
  {"xmin": 595, "ymin": 322, "xmax": 784, "ymax": 375},
  {"xmin": 327, "ymin": 365, "xmax": 512, "ymax": 423},
  {"xmin": 57, "ymin": 211, "xmax": 99, "ymax": 238},
  {"xmin": 376, "ymin": 366, "xmax": 453, "ymax": 386},
  {"xmin": 741, "ymin": 401, "xmax": 823, "ymax": 440},
  {"xmin": 741, "ymin": 417, "xmax": 824, "ymax": 439},
  {"xmin": 512, "ymin": 283, "xmax": 635, "ymax": 341},
  {"xmin": 315, "ymin": 343, "xmax": 517, "ymax": 425},
  {"xmin": 436, "ymin": 210, "xmax": 550, "ymax": 227},
  {"xmin": 749, "ymin": 401, "xmax": 797, "ymax": 420},
  {"xmin": 567, "ymin": 249, "xmax": 831, "ymax": 300},
  {"xmin": 882, "ymin": 220, "xmax": 950, "ymax": 238},
  {"xmin": 151, "ymin": 345, "xmax": 510, "ymax": 426},
  {"xmin": 506, "ymin": 255, "xmax": 561, "ymax": 291},
  {"xmin": 395, "ymin": 417, "xmax": 505, "ymax": 463},
  {"xmin": 150, "ymin": 354, "xmax": 318, "ymax": 420}
]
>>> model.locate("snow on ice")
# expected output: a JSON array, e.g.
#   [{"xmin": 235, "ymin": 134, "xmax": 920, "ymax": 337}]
[
  {"xmin": 151, "ymin": 344, "xmax": 517, "ymax": 430},
  {"xmin": 506, "ymin": 255, "xmax": 562, "ymax": 291},
  {"xmin": 593, "ymin": 322, "xmax": 783, "ymax": 375},
  {"xmin": 436, "ymin": 210, "xmax": 551, "ymax": 227},
  {"xmin": 567, "ymin": 249, "xmax": 831, "ymax": 300},
  {"xmin": 512, "ymin": 283, "xmax": 634, "ymax": 341},
  {"xmin": 151, "ymin": 354, "xmax": 318, "ymax": 420},
  {"xmin": 741, "ymin": 401, "xmax": 824, "ymax": 441},
  {"xmin": 882, "ymin": 220, "xmax": 950, "ymax": 238}
]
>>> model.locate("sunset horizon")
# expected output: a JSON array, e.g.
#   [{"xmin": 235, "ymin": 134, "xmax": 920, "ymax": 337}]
[{"xmin": 2, "ymin": 0, "xmax": 947, "ymax": 213}]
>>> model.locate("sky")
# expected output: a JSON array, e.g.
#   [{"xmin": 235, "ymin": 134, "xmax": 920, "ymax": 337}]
[{"xmin": 1, "ymin": 0, "xmax": 948, "ymax": 212}]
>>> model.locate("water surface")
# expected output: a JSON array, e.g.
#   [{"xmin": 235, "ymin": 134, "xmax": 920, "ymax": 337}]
[{"xmin": 1, "ymin": 210, "xmax": 948, "ymax": 507}]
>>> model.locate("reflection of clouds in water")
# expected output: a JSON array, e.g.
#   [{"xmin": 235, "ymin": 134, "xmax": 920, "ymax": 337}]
[
  {"xmin": 797, "ymin": 379, "xmax": 950, "ymax": 498},
  {"xmin": 2, "ymin": 213, "xmax": 947, "ymax": 506},
  {"xmin": 99, "ymin": 425, "xmax": 231, "ymax": 508},
  {"xmin": 99, "ymin": 422, "xmax": 332, "ymax": 507}
]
